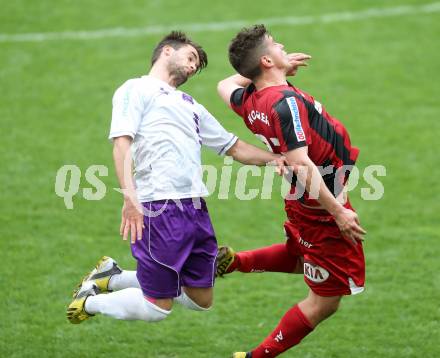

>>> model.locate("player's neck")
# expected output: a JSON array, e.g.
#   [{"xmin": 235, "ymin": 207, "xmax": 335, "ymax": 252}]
[
  {"xmin": 254, "ymin": 71, "xmax": 288, "ymax": 91},
  {"xmin": 148, "ymin": 65, "xmax": 176, "ymax": 88}
]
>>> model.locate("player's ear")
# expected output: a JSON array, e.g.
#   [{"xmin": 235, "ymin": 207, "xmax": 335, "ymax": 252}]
[
  {"xmin": 261, "ymin": 55, "xmax": 273, "ymax": 69},
  {"xmin": 162, "ymin": 45, "xmax": 174, "ymax": 57}
]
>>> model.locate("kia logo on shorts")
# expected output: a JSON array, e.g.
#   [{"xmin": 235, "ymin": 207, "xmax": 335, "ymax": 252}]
[{"xmin": 304, "ymin": 262, "xmax": 329, "ymax": 283}]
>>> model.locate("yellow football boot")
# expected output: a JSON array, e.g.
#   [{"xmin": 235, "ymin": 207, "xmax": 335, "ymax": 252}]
[
  {"xmin": 67, "ymin": 281, "xmax": 98, "ymax": 324},
  {"xmin": 72, "ymin": 256, "xmax": 122, "ymax": 297},
  {"xmin": 232, "ymin": 353, "xmax": 251, "ymax": 358},
  {"xmin": 216, "ymin": 246, "xmax": 236, "ymax": 277}
]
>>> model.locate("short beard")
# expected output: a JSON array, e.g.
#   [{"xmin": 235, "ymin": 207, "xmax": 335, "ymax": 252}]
[{"xmin": 167, "ymin": 60, "xmax": 188, "ymax": 87}]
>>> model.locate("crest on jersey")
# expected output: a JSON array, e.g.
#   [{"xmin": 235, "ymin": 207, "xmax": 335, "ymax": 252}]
[
  {"xmin": 182, "ymin": 93, "xmax": 194, "ymax": 104},
  {"xmin": 286, "ymin": 97, "xmax": 306, "ymax": 142}
]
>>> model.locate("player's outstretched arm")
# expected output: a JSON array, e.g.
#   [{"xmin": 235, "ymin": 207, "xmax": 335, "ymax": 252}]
[
  {"xmin": 284, "ymin": 147, "xmax": 366, "ymax": 244},
  {"xmin": 226, "ymin": 139, "xmax": 286, "ymax": 175},
  {"xmin": 112, "ymin": 136, "xmax": 144, "ymax": 244},
  {"xmin": 217, "ymin": 74, "xmax": 251, "ymax": 107}
]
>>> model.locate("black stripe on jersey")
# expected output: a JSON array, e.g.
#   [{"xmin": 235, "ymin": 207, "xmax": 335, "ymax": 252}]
[
  {"xmin": 281, "ymin": 90, "xmax": 355, "ymax": 167},
  {"xmin": 273, "ymin": 96, "xmax": 308, "ymax": 151}
]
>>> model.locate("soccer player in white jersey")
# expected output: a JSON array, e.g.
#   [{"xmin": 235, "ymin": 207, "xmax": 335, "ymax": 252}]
[{"xmin": 67, "ymin": 31, "xmax": 285, "ymax": 326}]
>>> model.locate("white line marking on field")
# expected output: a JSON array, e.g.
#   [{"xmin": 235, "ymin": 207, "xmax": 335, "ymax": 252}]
[{"xmin": 0, "ymin": 2, "xmax": 439, "ymax": 43}]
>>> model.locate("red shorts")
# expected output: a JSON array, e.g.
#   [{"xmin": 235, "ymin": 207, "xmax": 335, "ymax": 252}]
[{"xmin": 284, "ymin": 201, "xmax": 365, "ymax": 297}]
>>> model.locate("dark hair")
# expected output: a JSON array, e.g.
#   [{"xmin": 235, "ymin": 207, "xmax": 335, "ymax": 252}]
[
  {"xmin": 151, "ymin": 31, "xmax": 208, "ymax": 72},
  {"xmin": 228, "ymin": 24, "xmax": 269, "ymax": 80}
]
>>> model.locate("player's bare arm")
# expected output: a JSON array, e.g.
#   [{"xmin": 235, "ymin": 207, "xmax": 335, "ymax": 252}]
[
  {"xmin": 284, "ymin": 146, "xmax": 366, "ymax": 244},
  {"xmin": 226, "ymin": 139, "xmax": 286, "ymax": 175},
  {"xmin": 112, "ymin": 135, "xmax": 144, "ymax": 244},
  {"xmin": 217, "ymin": 74, "xmax": 251, "ymax": 107}
]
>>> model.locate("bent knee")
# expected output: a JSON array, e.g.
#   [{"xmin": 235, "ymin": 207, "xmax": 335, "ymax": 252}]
[
  {"xmin": 182, "ymin": 288, "xmax": 213, "ymax": 310},
  {"xmin": 196, "ymin": 300, "xmax": 213, "ymax": 310},
  {"xmin": 191, "ymin": 296, "xmax": 213, "ymax": 310}
]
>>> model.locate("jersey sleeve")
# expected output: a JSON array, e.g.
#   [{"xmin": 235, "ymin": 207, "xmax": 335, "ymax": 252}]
[
  {"xmin": 273, "ymin": 95, "xmax": 311, "ymax": 151},
  {"xmin": 199, "ymin": 105, "xmax": 238, "ymax": 155},
  {"xmin": 109, "ymin": 80, "xmax": 145, "ymax": 140},
  {"xmin": 230, "ymin": 87, "xmax": 245, "ymax": 117}
]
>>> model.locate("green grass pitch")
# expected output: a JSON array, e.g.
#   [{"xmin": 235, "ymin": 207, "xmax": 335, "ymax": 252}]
[{"xmin": 1, "ymin": 0, "xmax": 439, "ymax": 357}]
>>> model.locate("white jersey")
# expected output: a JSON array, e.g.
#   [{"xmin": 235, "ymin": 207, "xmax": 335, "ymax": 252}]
[{"xmin": 109, "ymin": 75, "xmax": 237, "ymax": 202}]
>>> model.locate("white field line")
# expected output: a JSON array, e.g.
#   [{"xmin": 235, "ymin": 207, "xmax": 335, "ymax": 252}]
[{"xmin": 0, "ymin": 2, "xmax": 439, "ymax": 43}]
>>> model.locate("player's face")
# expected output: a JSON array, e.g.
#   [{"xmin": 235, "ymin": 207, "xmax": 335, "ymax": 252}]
[
  {"xmin": 265, "ymin": 35, "xmax": 289, "ymax": 71},
  {"xmin": 167, "ymin": 45, "xmax": 200, "ymax": 87}
]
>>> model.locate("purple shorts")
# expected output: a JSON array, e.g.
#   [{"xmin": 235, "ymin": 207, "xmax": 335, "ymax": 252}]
[{"xmin": 131, "ymin": 198, "xmax": 217, "ymax": 299}]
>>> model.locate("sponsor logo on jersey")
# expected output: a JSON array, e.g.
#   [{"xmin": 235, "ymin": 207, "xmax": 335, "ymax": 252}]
[
  {"xmin": 304, "ymin": 262, "xmax": 329, "ymax": 283},
  {"xmin": 286, "ymin": 97, "xmax": 306, "ymax": 142},
  {"xmin": 298, "ymin": 237, "xmax": 313, "ymax": 248},
  {"xmin": 248, "ymin": 110, "xmax": 269, "ymax": 126}
]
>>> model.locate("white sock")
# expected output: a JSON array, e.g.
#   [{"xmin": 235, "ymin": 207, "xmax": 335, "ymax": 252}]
[
  {"xmin": 85, "ymin": 287, "xmax": 170, "ymax": 322},
  {"xmin": 108, "ymin": 271, "xmax": 140, "ymax": 291},
  {"xmin": 174, "ymin": 291, "xmax": 210, "ymax": 311}
]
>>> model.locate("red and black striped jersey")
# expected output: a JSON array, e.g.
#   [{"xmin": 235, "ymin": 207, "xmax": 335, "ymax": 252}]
[{"xmin": 230, "ymin": 82, "xmax": 359, "ymax": 204}]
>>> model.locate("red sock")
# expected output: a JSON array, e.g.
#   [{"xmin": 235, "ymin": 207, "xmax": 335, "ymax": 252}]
[
  {"xmin": 251, "ymin": 305, "xmax": 313, "ymax": 358},
  {"xmin": 227, "ymin": 243, "xmax": 298, "ymax": 273}
]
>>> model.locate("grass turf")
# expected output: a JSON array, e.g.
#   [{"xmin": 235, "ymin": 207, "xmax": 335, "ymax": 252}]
[{"xmin": 1, "ymin": 0, "xmax": 439, "ymax": 357}]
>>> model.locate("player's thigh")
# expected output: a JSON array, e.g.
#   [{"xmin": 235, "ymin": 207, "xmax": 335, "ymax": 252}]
[{"xmin": 302, "ymin": 230, "xmax": 365, "ymax": 297}]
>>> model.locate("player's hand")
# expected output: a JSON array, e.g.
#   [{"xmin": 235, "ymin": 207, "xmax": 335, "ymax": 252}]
[
  {"xmin": 120, "ymin": 197, "xmax": 145, "ymax": 244},
  {"xmin": 268, "ymin": 155, "xmax": 288, "ymax": 176},
  {"xmin": 286, "ymin": 53, "xmax": 311, "ymax": 77},
  {"xmin": 334, "ymin": 207, "xmax": 366, "ymax": 245}
]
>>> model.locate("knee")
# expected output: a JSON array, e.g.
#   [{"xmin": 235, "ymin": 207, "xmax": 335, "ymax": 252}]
[
  {"xmin": 194, "ymin": 297, "xmax": 213, "ymax": 310},
  {"xmin": 179, "ymin": 289, "xmax": 213, "ymax": 310},
  {"xmin": 301, "ymin": 296, "xmax": 341, "ymax": 325},
  {"xmin": 185, "ymin": 294, "xmax": 212, "ymax": 310}
]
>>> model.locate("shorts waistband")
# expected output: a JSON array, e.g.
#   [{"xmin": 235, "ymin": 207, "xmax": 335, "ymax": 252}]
[{"xmin": 143, "ymin": 198, "xmax": 205, "ymax": 205}]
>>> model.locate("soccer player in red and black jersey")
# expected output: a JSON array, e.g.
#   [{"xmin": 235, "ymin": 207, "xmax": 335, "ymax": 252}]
[{"xmin": 216, "ymin": 25, "xmax": 367, "ymax": 358}]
